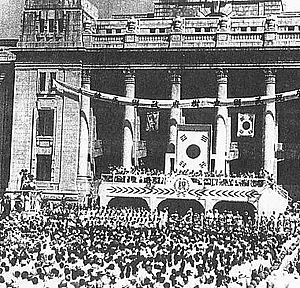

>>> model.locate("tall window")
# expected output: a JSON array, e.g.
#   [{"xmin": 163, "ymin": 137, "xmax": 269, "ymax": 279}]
[
  {"xmin": 39, "ymin": 72, "xmax": 46, "ymax": 92},
  {"xmin": 49, "ymin": 19, "xmax": 55, "ymax": 33},
  {"xmin": 36, "ymin": 155, "xmax": 52, "ymax": 181},
  {"xmin": 58, "ymin": 19, "xmax": 64, "ymax": 33},
  {"xmin": 37, "ymin": 110, "xmax": 54, "ymax": 136},
  {"xmin": 40, "ymin": 19, "xmax": 45, "ymax": 33},
  {"xmin": 39, "ymin": 72, "xmax": 56, "ymax": 93}
]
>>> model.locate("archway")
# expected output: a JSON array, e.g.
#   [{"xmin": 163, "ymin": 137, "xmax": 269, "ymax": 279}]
[
  {"xmin": 213, "ymin": 201, "xmax": 256, "ymax": 218},
  {"xmin": 108, "ymin": 197, "xmax": 150, "ymax": 210},
  {"xmin": 158, "ymin": 199, "xmax": 204, "ymax": 216}
]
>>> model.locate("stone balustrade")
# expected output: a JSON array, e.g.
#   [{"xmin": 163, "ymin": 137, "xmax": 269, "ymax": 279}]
[{"xmin": 17, "ymin": 14, "xmax": 300, "ymax": 49}]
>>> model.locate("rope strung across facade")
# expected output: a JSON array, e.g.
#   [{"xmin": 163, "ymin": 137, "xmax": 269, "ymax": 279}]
[{"xmin": 53, "ymin": 79, "xmax": 300, "ymax": 109}]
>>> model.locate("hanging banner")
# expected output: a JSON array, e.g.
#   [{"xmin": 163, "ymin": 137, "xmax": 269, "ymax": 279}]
[
  {"xmin": 53, "ymin": 79, "xmax": 300, "ymax": 109},
  {"xmin": 237, "ymin": 113, "xmax": 255, "ymax": 137},
  {"xmin": 146, "ymin": 111, "xmax": 159, "ymax": 132},
  {"xmin": 137, "ymin": 140, "xmax": 147, "ymax": 158}
]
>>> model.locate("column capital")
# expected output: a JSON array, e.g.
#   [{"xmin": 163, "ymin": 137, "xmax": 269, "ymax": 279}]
[
  {"xmin": 123, "ymin": 69, "xmax": 135, "ymax": 84},
  {"xmin": 82, "ymin": 69, "xmax": 91, "ymax": 86},
  {"xmin": 264, "ymin": 68, "xmax": 276, "ymax": 84},
  {"xmin": 168, "ymin": 69, "xmax": 182, "ymax": 84},
  {"xmin": 0, "ymin": 73, "xmax": 5, "ymax": 87},
  {"xmin": 216, "ymin": 68, "xmax": 228, "ymax": 84}
]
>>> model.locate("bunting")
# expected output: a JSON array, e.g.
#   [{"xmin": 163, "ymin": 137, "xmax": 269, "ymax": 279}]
[{"xmin": 53, "ymin": 79, "xmax": 300, "ymax": 109}]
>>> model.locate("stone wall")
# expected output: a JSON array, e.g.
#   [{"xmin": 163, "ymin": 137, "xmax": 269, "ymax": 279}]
[{"xmin": 8, "ymin": 68, "xmax": 37, "ymax": 190}]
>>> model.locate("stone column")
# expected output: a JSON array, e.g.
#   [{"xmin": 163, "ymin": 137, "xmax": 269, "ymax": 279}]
[
  {"xmin": 77, "ymin": 69, "xmax": 91, "ymax": 194},
  {"xmin": 122, "ymin": 69, "xmax": 135, "ymax": 170},
  {"xmin": 263, "ymin": 69, "xmax": 277, "ymax": 179},
  {"xmin": 215, "ymin": 69, "xmax": 228, "ymax": 174},
  {"xmin": 168, "ymin": 70, "xmax": 181, "ymax": 147}
]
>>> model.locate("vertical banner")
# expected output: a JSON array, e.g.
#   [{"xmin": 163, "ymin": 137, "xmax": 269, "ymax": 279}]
[{"xmin": 146, "ymin": 111, "xmax": 159, "ymax": 132}]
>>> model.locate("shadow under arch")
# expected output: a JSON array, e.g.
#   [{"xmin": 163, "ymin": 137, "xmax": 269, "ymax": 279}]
[
  {"xmin": 213, "ymin": 201, "xmax": 256, "ymax": 218},
  {"xmin": 158, "ymin": 199, "xmax": 204, "ymax": 216},
  {"xmin": 108, "ymin": 197, "xmax": 150, "ymax": 210}
]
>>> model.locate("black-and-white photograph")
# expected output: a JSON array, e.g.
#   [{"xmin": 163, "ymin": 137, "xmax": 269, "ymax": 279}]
[{"xmin": 1, "ymin": 0, "xmax": 300, "ymax": 287}]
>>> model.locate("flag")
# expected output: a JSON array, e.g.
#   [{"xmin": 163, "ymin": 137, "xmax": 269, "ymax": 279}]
[
  {"xmin": 237, "ymin": 113, "xmax": 255, "ymax": 137},
  {"xmin": 146, "ymin": 111, "xmax": 159, "ymax": 132}
]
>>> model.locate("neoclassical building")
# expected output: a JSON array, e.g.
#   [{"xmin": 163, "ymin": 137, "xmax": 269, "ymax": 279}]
[{"xmin": 0, "ymin": 0, "xmax": 300, "ymax": 206}]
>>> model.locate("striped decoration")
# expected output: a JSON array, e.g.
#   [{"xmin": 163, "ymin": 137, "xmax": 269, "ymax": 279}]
[{"xmin": 106, "ymin": 185, "xmax": 261, "ymax": 200}]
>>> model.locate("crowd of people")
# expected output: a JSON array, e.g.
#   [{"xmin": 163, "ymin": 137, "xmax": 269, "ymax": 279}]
[
  {"xmin": 100, "ymin": 166, "xmax": 274, "ymax": 188},
  {"xmin": 0, "ymin": 196, "xmax": 298, "ymax": 287}
]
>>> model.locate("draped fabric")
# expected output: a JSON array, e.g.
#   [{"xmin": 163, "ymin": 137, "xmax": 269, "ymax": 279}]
[{"xmin": 53, "ymin": 79, "xmax": 300, "ymax": 109}]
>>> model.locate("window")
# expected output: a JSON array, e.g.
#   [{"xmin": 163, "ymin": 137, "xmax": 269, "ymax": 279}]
[
  {"xmin": 159, "ymin": 28, "xmax": 165, "ymax": 33},
  {"xmin": 39, "ymin": 72, "xmax": 46, "ymax": 92},
  {"xmin": 40, "ymin": 19, "xmax": 45, "ymax": 33},
  {"xmin": 204, "ymin": 27, "xmax": 210, "ymax": 32},
  {"xmin": 36, "ymin": 155, "xmax": 52, "ymax": 181},
  {"xmin": 106, "ymin": 29, "xmax": 112, "ymax": 34},
  {"xmin": 288, "ymin": 26, "xmax": 295, "ymax": 31},
  {"xmin": 250, "ymin": 27, "xmax": 257, "ymax": 32},
  {"xmin": 195, "ymin": 28, "xmax": 201, "ymax": 33},
  {"xmin": 241, "ymin": 27, "xmax": 247, "ymax": 32},
  {"xmin": 39, "ymin": 71, "xmax": 56, "ymax": 93},
  {"xmin": 49, "ymin": 72, "xmax": 56, "ymax": 91},
  {"xmin": 49, "ymin": 19, "xmax": 55, "ymax": 33},
  {"xmin": 37, "ymin": 110, "xmax": 54, "ymax": 136},
  {"xmin": 58, "ymin": 19, "xmax": 64, "ymax": 33},
  {"xmin": 116, "ymin": 29, "xmax": 122, "ymax": 34},
  {"xmin": 150, "ymin": 28, "xmax": 156, "ymax": 33}
]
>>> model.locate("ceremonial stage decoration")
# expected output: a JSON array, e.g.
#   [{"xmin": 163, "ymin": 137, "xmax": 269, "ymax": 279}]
[{"xmin": 98, "ymin": 173, "xmax": 288, "ymax": 216}]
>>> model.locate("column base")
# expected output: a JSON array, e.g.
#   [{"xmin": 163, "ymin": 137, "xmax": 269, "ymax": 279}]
[
  {"xmin": 7, "ymin": 180, "xmax": 19, "ymax": 191},
  {"xmin": 76, "ymin": 176, "xmax": 92, "ymax": 200}
]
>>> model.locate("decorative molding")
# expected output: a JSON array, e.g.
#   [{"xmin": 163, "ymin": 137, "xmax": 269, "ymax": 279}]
[
  {"xmin": 168, "ymin": 69, "xmax": 182, "ymax": 84},
  {"xmin": 123, "ymin": 68, "xmax": 135, "ymax": 84},
  {"xmin": 216, "ymin": 68, "xmax": 228, "ymax": 84},
  {"xmin": 0, "ymin": 49, "xmax": 16, "ymax": 62},
  {"xmin": 264, "ymin": 68, "xmax": 276, "ymax": 84}
]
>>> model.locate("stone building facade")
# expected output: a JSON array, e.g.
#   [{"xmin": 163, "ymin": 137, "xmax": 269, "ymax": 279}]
[
  {"xmin": 0, "ymin": 40, "xmax": 16, "ymax": 192},
  {"xmin": 1, "ymin": 0, "xmax": 300, "ymax": 197}
]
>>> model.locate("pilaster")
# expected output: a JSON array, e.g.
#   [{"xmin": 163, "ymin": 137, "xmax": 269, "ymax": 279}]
[{"xmin": 77, "ymin": 69, "xmax": 91, "ymax": 195}]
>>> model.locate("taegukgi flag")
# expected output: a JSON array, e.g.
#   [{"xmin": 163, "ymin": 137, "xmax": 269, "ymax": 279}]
[{"xmin": 237, "ymin": 113, "xmax": 255, "ymax": 137}]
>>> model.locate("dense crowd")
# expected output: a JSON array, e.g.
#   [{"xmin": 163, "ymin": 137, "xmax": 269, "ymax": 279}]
[{"xmin": 0, "ymin": 198, "xmax": 298, "ymax": 288}]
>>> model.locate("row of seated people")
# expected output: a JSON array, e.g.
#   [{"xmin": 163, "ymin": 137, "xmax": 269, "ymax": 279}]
[
  {"xmin": 0, "ymin": 201, "xmax": 298, "ymax": 288},
  {"xmin": 100, "ymin": 166, "xmax": 274, "ymax": 188}
]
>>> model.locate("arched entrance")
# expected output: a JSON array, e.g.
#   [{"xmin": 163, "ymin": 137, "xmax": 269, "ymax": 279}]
[
  {"xmin": 108, "ymin": 197, "xmax": 150, "ymax": 210},
  {"xmin": 158, "ymin": 199, "xmax": 204, "ymax": 216},
  {"xmin": 213, "ymin": 201, "xmax": 256, "ymax": 218}
]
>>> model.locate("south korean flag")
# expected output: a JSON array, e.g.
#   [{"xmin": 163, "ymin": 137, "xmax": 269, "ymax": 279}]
[
  {"xmin": 237, "ymin": 113, "xmax": 255, "ymax": 137},
  {"xmin": 177, "ymin": 127, "xmax": 210, "ymax": 172}
]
